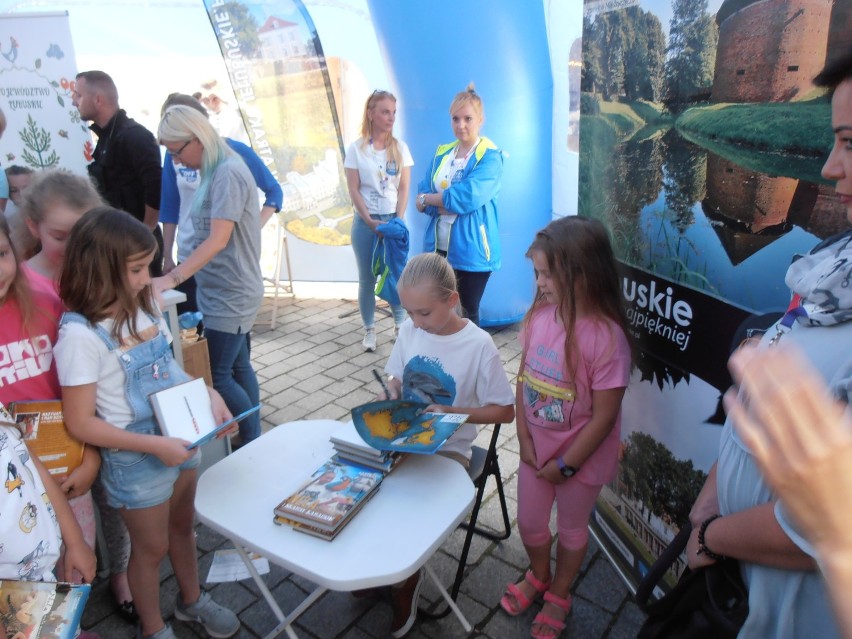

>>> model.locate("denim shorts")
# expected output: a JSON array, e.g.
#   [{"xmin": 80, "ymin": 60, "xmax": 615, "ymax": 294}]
[{"xmin": 99, "ymin": 444, "xmax": 201, "ymax": 510}]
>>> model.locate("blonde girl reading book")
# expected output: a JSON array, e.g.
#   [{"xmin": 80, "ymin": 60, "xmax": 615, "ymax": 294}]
[
  {"xmin": 0, "ymin": 211, "xmax": 100, "ymax": 589},
  {"xmin": 381, "ymin": 251, "xmax": 515, "ymax": 637},
  {"xmin": 54, "ymin": 207, "xmax": 239, "ymax": 639},
  {"xmin": 499, "ymin": 217, "xmax": 631, "ymax": 639}
]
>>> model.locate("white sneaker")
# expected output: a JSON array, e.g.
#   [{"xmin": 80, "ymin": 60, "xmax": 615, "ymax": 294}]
[{"xmin": 362, "ymin": 328, "xmax": 377, "ymax": 352}]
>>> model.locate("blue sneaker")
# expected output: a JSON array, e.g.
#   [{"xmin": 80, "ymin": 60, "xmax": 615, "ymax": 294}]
[{"xmin": 174, "ymin": 591, "xmax": 239, "ymax": 638}]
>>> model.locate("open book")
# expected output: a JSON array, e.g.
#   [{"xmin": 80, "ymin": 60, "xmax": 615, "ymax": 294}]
[
  {"xmin": 0, "ymin": 580, "xmax": 90, "ymax": 639},
  {"xmin": 148, "ymin": 378, "xmax": 260, "ymax": 449},
  {"xmin": 350, "ymin": 399, "xmax": 469, "ymax": 455}
]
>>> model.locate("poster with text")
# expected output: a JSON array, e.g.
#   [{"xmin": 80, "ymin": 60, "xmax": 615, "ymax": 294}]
[
  {"xmin": 0, "ymin": 12, "xmax": 90, "ymax": 177},
  {"xmin": 581, "ymin": 0, "xmax": 851, "ymax": 593}
]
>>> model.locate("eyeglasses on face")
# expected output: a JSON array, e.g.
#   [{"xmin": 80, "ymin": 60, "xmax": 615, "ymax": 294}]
[{"xmin": 170, "ymin": 139, "xmax": 192, "ymax": 157}]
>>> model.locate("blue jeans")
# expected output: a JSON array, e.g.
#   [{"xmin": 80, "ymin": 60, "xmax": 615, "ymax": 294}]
[
  {"xmin": 204, "ymin": 327, "xmax": 261, "ymax": 443},
  {"xmin": 351, "ymin": 214, "xmax": 406, "ymax": 328}
]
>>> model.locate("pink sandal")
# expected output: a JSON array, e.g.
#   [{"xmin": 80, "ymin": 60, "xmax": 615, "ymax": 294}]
[
  {"xmin": 531, "ymin": 591, "xmax": 572, "ymax": 639},
  {"xmin": 500, "ymin": 569, "xmax": 551, "ymax": 616}
]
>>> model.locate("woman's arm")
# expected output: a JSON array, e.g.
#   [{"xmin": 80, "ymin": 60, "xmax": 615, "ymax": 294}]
[
  {"xmin": 537, "ymin": 386, "xmax": 625, "ymax": 484},
  {"xmin": 153, "ymin": 218, "xmax": 235, "ymax": 294},
  {"xmin": 688, "ymin": 503, "xmax": 816, "ymax": 571},
  {"xmin": 62, "ymin": 383, "xmax": 193, "ymax": 467},
  {"xmin": 31, "ymin": 454, "xmax": 96, "ymax": 583},
  {"xmin": 396, "ymin": 166, "xmax": 411, "ymax": 219},
  {"xmin": 345, "ymin": 167, "xmax": 379, "ymax": 231}
]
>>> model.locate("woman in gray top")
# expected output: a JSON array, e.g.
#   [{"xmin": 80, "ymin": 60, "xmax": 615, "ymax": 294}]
[{"xmin": 155, "ymin": 105, "xmax": 262, "ymax": 444}]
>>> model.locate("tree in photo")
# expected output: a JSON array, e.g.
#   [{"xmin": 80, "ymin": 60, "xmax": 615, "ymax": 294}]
[
  {"xmin": 664, "ymin": 0, "xmax": 718, "ymax": 107},
  {"xmin": 219, "ymin": 2, "xmax": 261, "ymax": 58}
]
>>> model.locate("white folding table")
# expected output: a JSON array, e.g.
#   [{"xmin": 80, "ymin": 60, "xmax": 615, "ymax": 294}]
[{"xmin": 194, "ymin": 419, "xmax": 475, "ymax": 639}]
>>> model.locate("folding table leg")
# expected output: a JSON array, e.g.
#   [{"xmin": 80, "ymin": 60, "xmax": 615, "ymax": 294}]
[
  {"xmin": 233, "ymin": 545, "xmax": 309, "ymax": 639},
  {"xmin": 422, "ymin": 563, "xmax": 472, "ymax": 633}
]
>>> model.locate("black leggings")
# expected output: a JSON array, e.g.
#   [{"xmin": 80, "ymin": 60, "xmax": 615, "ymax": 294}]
[{"xmin": 455, "ymin": 269, "xmax": 491, "ymax": 327}]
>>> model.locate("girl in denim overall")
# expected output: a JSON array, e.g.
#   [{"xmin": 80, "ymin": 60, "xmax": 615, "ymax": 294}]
[{"xmin": 54, "ymin": 207, "xmax": 239, "ymax": 639}]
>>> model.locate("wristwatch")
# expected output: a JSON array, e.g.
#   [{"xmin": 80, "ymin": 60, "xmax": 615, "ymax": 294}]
[
  {"xmin": 417, "ymin": 193, "xmax": 426, "ymax": 207},
  {"xmin": 556, "ymin": 457, "xmax": 578, "ymax": 478}
]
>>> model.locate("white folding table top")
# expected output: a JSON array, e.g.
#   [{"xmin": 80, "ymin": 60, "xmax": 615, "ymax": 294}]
[{"xmin": 195, "ymin": 419, "xmax": 475, "ymax": 590}]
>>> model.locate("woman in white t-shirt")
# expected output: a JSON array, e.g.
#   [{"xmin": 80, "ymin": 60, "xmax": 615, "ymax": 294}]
[{"xmin": 344, "ymin": 90, "xmax": 414, "ymax": 352}]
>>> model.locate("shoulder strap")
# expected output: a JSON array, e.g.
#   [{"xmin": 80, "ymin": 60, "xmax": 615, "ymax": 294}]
[
  {"xmin": 60, "ymin": 311, "xmax": 118, "ymax": 352},
  {"xmin": 634, "ymin": 521, "xmax": 692, "ymax": 610}
]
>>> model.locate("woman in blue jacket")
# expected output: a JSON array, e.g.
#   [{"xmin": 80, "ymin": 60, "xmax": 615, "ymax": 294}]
[{"xmin": 415, "ymin": 83, "xmax": 503, "ymax": 326}]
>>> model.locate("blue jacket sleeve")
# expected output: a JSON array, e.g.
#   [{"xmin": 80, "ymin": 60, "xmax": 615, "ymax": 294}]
[
  {"xmin": 228, "ymin": 139, "xmax": 283, "ymax": 211},
  {"xmin": 159, "ymin": 153, "xmax": 180, "ymax": 224},
  {"xmin": 442, "ymin": 150, "xmax": 503, "ymax": 215}
]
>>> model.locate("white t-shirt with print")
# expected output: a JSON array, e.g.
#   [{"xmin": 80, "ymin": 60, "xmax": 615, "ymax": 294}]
[
  {"xmin": 0, "ymin": 425, "xmax": 62, "ymax": 581},
  {"xmin": 344, "ymin": 139, "xmax": 413, "ymax": 216},
  {"xmin": 385, "ymin": 318, "xmax": 514, "ymax": 459},
  {"xmin": 55, "ymin": 311, "xmax": 171, "ymax": 431}
]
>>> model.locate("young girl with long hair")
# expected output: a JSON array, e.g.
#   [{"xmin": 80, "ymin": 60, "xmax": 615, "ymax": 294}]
[
  {"xmin": 0, "ymin": 214, "xmax": 97, "ymax": 579},
  {"xmin": 500, "ymin": 217, "xmax": 631, "ymax": 639},
  {"xmin": 344, "ymin": 89, "xmax": 413, "ymax": 350},
  {"xmin": 55, "ymin": 207, "xmax": 239, "ymax": 639},
  {"xmin": 155, "ymin": 105, "xmax": 263, "ymax": 446},
  {"xmin": 17, "ymin": 169, "xmax": 139, "ymax": 615},
  {"xmin": 381, "ymin": 252, "xmax": 515, "ymax": 637}
]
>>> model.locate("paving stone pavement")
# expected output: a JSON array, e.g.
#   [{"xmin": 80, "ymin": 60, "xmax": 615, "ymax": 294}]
[{"xmin": 81, "ymin": 293, "xmax": 646, "ymax": 639}]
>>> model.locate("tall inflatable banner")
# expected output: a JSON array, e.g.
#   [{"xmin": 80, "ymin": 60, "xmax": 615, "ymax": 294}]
[
  {"xmin": 203, "ymin": 0, "xmax": 354, "ymax": 282},
  {"xmin": 0, "ymin": 12, "xmax": 90, "ymax": 176},
  {"xmin": 581, "ymin": 0, "xmax": 851, "ymax": 592},
  {"xmin": 366, "ymin": 0, "xmax": 553, "ymax": 326}
]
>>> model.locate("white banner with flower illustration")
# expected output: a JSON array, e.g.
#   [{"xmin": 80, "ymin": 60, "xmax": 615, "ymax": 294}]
[{"xmin": 0, "ymin": 12, "xmax": 89, "ymax": 176}]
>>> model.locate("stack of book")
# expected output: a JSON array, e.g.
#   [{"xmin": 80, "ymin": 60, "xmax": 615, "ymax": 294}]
[
  {"xmin": 273, "ymin": 458, "xmax": 383, "ymax": 541},
  {"xmin": 330, "ymin": 421, "xmax": 406, "ymax": 473},
  {"xmin": 272, "ymin": 400, "xmax": 469, "ymax": 542}
]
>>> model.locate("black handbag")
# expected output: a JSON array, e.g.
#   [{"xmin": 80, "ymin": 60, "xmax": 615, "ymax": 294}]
[{"xmin": 635, "ymin": 521, "xmax": 749, "ymax": 639}]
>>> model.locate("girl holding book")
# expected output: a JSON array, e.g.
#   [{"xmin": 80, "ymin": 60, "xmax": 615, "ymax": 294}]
[
  {"xmin": 380, "ymin": 252, "xmax": 515, "ymax": 637},
  {"xmin": 17, "ymin": 169, "xmax": 140, "ymax": 615},
  {"xmin": 500, "ymin": 217, "xmax": 631, "ymax": 639},
  {"xmin": 55, "ymin": 207, "xmax": 239, "ymax": 639},
  {"xmin": 0, "ymin": 200, "xmax": 101, "ymax": 589}
]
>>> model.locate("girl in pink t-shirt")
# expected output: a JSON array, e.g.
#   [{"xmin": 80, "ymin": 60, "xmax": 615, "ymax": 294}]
[
  {"xmin": 18, "ymin": 169, "xmax": 103, "ymax": 295},
  {"xmin": 500, "ymin": 217, "xmax": 632, "ymax": 639}
]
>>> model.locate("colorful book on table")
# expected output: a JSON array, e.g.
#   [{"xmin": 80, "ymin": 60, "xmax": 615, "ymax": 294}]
[
  {"xmin": 148, "ymin": 377, "xmax": 260, "ymax": 449},
  {"xmin": 273, "ymin": 458, "xmax": 383, "ymax": 532},
  {"xmin": 273, "ymin": 486, "xmax": 380, "ymax": 541},
  {"xmin": 7, "ymin": 400, "xmax": 85, "ymax": 481},
  {"xmin": 350, "ymin": 399, "xmax": 469, "ymax": 455},
  {"xmin": 0, "ymin": 580, "xmax": 91, "ymax": 639}
]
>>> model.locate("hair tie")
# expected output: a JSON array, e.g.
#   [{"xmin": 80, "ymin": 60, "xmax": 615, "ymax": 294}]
[{"xmin": 468, "ymin": 88, "xmax": 476, "ymax": 95}]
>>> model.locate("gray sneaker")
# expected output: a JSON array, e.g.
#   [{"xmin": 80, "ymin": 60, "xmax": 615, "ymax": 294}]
[
  {"xmin": 135, "ymin": 623, "xmax": 177, "ymax": 639},
  {"xmin": 174, "ymin": 591, "xmax": 239, "ymax": 638}
]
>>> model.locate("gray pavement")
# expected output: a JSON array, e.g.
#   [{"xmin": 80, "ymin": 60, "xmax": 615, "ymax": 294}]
[{"xmin": 81, "ymin": 294, "xmax": 645, "ymax": 638}]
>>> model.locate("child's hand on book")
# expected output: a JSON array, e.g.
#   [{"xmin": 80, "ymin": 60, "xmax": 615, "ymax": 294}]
[
  {"xmin": 60, "ymin": 447, "xmax": 100, "ymax": 498},
  {"xmin": 64, "ymin": 537, "xmax": 97, "ymax": 585},
  {"xmin": 154, "ymin": 436, "xmax": 195, "ymax": 466},
  {"xmin": 424, "ymin": 404, "xmax": 447, "ymax": 414}
]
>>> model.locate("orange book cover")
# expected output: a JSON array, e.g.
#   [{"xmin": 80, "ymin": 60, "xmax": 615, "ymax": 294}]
[{"xmin": 10, "ymin": 400, "xmax": 85, "ymax": 480}]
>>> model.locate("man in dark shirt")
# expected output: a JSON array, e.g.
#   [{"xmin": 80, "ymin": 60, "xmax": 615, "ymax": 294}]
[{"xmin": 73, "ymin": 70, "xmax": 164, "ymax": 275}]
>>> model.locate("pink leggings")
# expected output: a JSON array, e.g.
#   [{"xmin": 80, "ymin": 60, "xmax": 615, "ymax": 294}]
[{"xmin": 517, "ymin": 461, "xmax": 603, "ymax": 549}]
